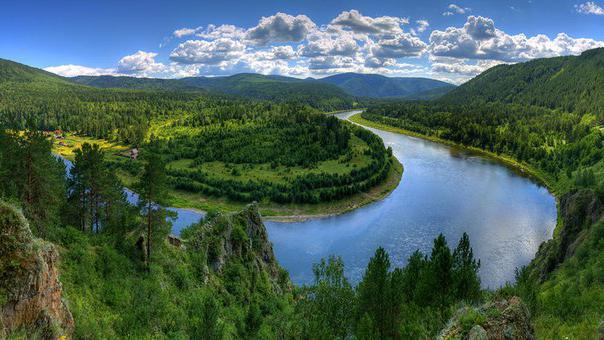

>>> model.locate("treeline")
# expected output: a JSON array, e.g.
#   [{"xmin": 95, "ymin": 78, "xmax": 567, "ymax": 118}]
[{"xmin": 364, "ymin": 101, "xmax": 604, "ymax": 183}]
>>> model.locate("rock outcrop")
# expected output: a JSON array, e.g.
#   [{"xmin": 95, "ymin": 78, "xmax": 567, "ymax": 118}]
[
  {"xmin": 186, "ymin": 203, "xmax": 291, "ymax": 294},
  {"xmin": 0, "ymin": 201, "xmax": 73, "ymax": 338},
  {"xmin": 439, "ymin": 296, "xmax": 534, "ymax": 340}
]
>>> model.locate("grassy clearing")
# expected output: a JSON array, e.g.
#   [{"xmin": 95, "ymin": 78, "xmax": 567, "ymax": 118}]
[{"xmin": 52, "ymin": 133, "xmax": 403, "ymax": 219}]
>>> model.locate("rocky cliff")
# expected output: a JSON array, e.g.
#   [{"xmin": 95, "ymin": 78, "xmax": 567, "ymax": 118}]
[
  {"xmin": 0, "ymin": 201, "xmax": 73, "ymax": 338},
  {"xmin": 185, "ymin": 203, "xmax": 291, "ymax": 294},
  {"xmin": 530, "ymin": 188, "xmax": 604, "ymax": 282}
]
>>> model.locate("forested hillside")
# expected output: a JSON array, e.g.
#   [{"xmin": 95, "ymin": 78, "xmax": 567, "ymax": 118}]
[
  {"xmin": 441, "ymin": 47, "xmax": 604, "ymax": 114},
  {"xmin": 361, "ymin": 47, "xmax": 604, "ymax": 338},
  {"xmin": 316, "ymin": 72, "xmax": 455, "ymax": 98},
  {"xmin": 72, "ymin": 73, "xmax": 353, "ymax": 109}
]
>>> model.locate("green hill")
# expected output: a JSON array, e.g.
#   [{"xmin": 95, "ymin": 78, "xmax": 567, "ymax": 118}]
[
  {"xmin": 316, "ymin": 72, "xmax": 455, "ymax": 98},
  {"xmin": 441, "ymin": 47, "xmax": 604, "ymax": 113}
]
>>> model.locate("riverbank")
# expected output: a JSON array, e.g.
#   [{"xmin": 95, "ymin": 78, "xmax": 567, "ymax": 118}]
[
  {"xmin": 163, "ymin": 155, "xmax": 403, "ymax": 221},
  {"xmin": 348, "ymin": 112, "xmax": 560, "ymax": 197}
]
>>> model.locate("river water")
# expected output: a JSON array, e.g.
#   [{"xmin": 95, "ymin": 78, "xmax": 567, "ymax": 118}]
[
  {"xmin": 58, "ymin": 110, "xmax": 557, "ymax": 288},
  {"xmin": 265, "ymin": 111, "xmax": 556, "ymax": 288}
]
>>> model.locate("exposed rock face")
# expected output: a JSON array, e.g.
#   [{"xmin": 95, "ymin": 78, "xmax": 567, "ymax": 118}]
[
  {"xmin": 0, "ymin": 202, "xmax": 73, "ymax": 338},
  {"xmin": 440, "ymin": 297, "xmax": 534, "ymax": 340},
  {"xmin": 531, "ymin": 188, "xmax": 604, "ymax": 281},
  {"xmin": 187, "ymin": 203, "xmax": 291, "ymax": 294}
]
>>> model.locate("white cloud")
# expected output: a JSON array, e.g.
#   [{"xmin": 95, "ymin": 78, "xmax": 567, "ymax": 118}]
[
  {"xmin": 429, "ymin": 15, "xmax": 604, "ymax": 62},
  {"xmin": 330, "ymin": 10, "xmax": 408, "ymax": 36},
  {"xmin": 118, "ymin": 51, "xmax": 166, "ymax": 74},
  {"xmin": 370, "ymin": 33, "xmax": 427, "ymax": 58},
  {"xmin": 173, "ymin": 27, "xmax": 198, "ymax": 38},
  {"xmin": 169, "ymin": 38, "xmax": 246, "ymax": 64},
  {"xmin": 443, "ymin": 3, "xmax": 470, "ymax": 16},
  {"xmin": 246, "ymin": 13, "xmax": 316, "ymax": 45},
  {"xmin": 415, "ymin": 20, "xmax": 430, "ymax": 34},
  {"xmin": 196, "ymin": 24, "xmax": 246, "ymax": 40},
  {"xmin": 300, "ymin": 30, "xmax": 359, "ymax": 57},
  {"xmin": 575, "ymin": 1, "xmax": 604, "ymax": 15},
  {"xmin": 44, "ymin": 65, "xmax": 116, "ymax": 77},
  {"xmin": 430, "ymin": 56, "xmax": 505, "ymax": 75},
  {"xmin": 271, "ymin": 45, "xmax": 297, "ymax": 59}
]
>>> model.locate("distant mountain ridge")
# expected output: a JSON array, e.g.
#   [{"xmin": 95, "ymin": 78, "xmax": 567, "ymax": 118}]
[
  {"xmin": 0, "ymin": 57, "xmax": 455, "ymax": 102},
  {"xmin": 72, "ymin": 72, "xmax": 455, "ymax": 99},
  {"xmin": 315, "ymin": 72, "xmax": 456, "ymax": 98}
]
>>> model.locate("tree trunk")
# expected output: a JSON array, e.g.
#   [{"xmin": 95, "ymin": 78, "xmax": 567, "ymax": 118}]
[{"xmin": 146, "ymin": 200, "xmax": 152, "ymax": 270}]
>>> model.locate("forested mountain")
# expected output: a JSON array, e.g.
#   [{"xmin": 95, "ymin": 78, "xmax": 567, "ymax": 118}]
[
  {"xmin": 316, "ymin": 72, "xmax": 455, "ymax": 98},
  {"xmin": 72, "ymin": 73, "xmax": 352, "ymax": 107},
  {"xmin": 441, "ymin": 47, "xmax": 604, "ymax": 113},
  {"xmin": 72, "ymin": 70, "xmax": 455, "ymax": 100}
]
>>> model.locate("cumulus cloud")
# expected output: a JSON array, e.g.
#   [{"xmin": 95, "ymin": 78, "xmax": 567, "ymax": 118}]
[
  {"xmin": 330, "ymin": 10, "xmax": 408, "ymax": 36},
  {"xmin": 169, "ymin": 38, "xmax": 246, "ymax": 64},
  {"xmin": 575, "ymin": 1, "xmax": 604, "ymax": 14},
  {"xmin": 44, "ymin": 65, "xmax": 116, "ymax": 77},
  {"xmin": 429, "ymin": 15, "xmax": 604, "ymax": 62},
  {"xmin": 45, "ymin": 10, "xmax": 604, "ymax": 80},
  {"xmin": 196, "ymin": 24, "xmax": 246, "ymax": 40},
  {"xmin": 117, "ymin": 51, "xmax": 166, "ymax": 74},
  {"xmin": 246, "ymin": 13, "xmax": 316, "ymax": 45},
  {"xmin": 443, "ymin": 4, "xmax": 470, "ymax": 16},
  {"xmin": 370, "ymin": 33, "xmax": 427, "ymax": 58},
  {"xmin": 415, "ymin": 20, "xmax": 430, "ymax": 34},
  {"xmin": 300, "ymin": 30, "xmax": 359, "ymax": 57}
]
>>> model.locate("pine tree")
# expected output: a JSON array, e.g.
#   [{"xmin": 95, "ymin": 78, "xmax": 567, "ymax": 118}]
[
  {"xmin": 428, "ymin": 234, "xmax": 454, "ymax": 307},
  {"xmin": 23, "ymin": 132, "xmax": 65, "ymax": 224},
  {"xmin": 137, "ymin": 150, "xmax": 169, "ymax": 268},
  {"xmin": 356, "ymin": 247, "xmax": 391, "ymax": 338},
  {"xmin": 452, "ymin": 232, "xmax": 481, "ymax": 302}
]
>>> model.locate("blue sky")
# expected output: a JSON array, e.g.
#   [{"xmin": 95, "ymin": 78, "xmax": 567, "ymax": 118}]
[{"xmin": 2, "ymin": 0, "xmax": 603, "ymax": 83}]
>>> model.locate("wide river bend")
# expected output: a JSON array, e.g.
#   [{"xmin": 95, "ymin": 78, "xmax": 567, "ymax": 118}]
[{"xmin": 59, "ymin": 110, "xmax": 557, "ymax": 288}]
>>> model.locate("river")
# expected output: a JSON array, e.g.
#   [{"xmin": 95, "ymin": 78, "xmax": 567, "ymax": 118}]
[
  {"xmin": 265, "ymin": 111, "xmax": 556, "ymax": 288},
  {"xmin": 58, "ymin": 110, "xmax": 557, "ymax": 288}
]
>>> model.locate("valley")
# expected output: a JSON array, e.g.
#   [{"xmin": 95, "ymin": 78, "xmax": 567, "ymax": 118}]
[{"xmin": 1, "ymin": 42, "xmax": 604, "ymax": 338}]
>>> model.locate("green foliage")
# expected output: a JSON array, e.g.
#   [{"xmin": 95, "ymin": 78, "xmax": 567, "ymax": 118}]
[
  {"xmin": 66, "ymin": 143, "xmax": 127, "ymax": 233},
  {"xmin": 0, "ymin": 131, "xmax": 65, "ymax": 234},
  {"xmin": 294, "ymin": 257, "xmax": 356, "ymax": 338}
]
